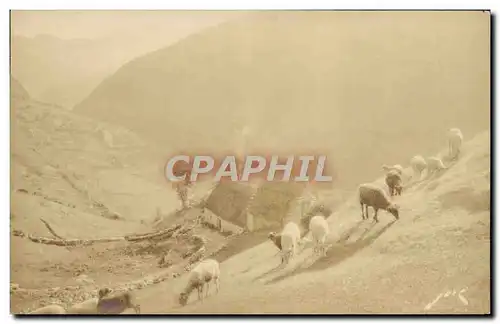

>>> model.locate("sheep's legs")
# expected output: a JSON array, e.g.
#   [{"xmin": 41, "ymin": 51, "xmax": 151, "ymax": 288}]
[
  {"xmin": 314, "ymin": 242, "xmax": 320, "ymax": 255},
  {"xmin": 360, "ymin": 203, "xmax": 367, "ymax": 220},
  {"xmin": 197, "ymin": 286, "xmax": 203, "ymax": 301},
  {"xmin": 215, "ymin": 277, "xmax": 220, "ymax": 294},
  {"xmin": 281, "ymin": 249, "xmax": 291, "ymax": 265},
  {"xmin": 205, "ymin": 281, "xmax": 210, "ymax": 297},
  {"xmin": 373, "ymin": 209, "xmax": 379, "ymax": 223},
  {"xmin": 317, "ymin": 240, "xmax": 327, "ymax": 257},
  {"xmin": 322, "ymin": 239, "xmax": 328, "ymax": 256}
]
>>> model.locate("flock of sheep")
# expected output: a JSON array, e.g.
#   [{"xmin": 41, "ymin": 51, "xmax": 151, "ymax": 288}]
[
  {"xmin": 267, "ymin": 128, "xmax": 464, "ymax": 269},
  {"xmin": 27, "ymin": 258, "xmax": 222, "ymax": 314},
  {"xmin": 25, "ymin": 128, "xmax": 464, "ymax": 314}
]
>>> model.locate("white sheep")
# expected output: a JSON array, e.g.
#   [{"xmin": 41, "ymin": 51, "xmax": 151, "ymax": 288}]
[
  {"xmin": 67, "ymin": 298, "xmax": 101, "ymax": 314},
  {"xmin": 426, "ymin": 156, "xmax": 448, "ymax": 177},
  {"xmin": 410, "ymin": 155, "xmax": 427, "ymax": 181},
  {"xmin": 359, "ymin": 183, "xmax": 399, "ymax": 223},
  {"xmin": 27, "ymin": 304, "xmax": 66, "ymax": 314},
  {"xmin": 66, "ymin": 287, "xmax": 136, "ymax": 314},
  {"xmin": 96, "ymin": 289, "xmax": 140, "ymax": 314},
  {"xmin": 385, "ymin": 169, "xmax": 403, "ymax": 196},
  {"xmin": 308, "ymin": 215, "xmax": 330, "ymax": 257},
  {"xmin": 382, "ymin": 164, "xmax": 403, "ymax": 176},
  {"xmin": 179, "ymin": 258, "xmax": 220, "ymax": 306},
  {"xmin": 447, "ymin": 128, "xmax": 463, "ymax": 161},
  {"xmin": 279, "ymin": 221, "xmax": 302, "ymax": 265}
]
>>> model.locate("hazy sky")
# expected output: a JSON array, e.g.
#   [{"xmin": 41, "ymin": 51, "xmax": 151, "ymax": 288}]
[{"xmin": 10, "ymin": 10, "xmax": 245, "ymax": 40}]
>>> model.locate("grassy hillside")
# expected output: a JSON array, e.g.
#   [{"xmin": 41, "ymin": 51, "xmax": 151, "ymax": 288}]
[
  {"xmin": 133, "ymin": 129, "xmax": 491, "ymax": 314},
  {"xmin": 74, "ymin": 11, "xmax": 490, "ymax": 190}
]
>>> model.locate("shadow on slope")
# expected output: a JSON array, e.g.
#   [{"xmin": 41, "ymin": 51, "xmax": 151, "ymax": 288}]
[
  {"xmin": 257, "ymin": 129, "xmax": 490, "ymax": 287},
  {"xmin": 264, "ymin": 220, "xmax": 396, "ymax": 285}
]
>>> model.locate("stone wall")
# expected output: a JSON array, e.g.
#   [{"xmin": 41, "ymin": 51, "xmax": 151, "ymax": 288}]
[
  {"xmin": 205, "ymin": 181, "xmax": 307, "ymax": 231},
  {"xmin": 204, "ymin": 182, "xmax": 255, "ymax": 228}
]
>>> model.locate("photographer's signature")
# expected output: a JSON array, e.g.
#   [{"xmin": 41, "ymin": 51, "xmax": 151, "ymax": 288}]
[{"xmin": 424, "ymin": 287, "xmax": 469, "ymax": 310}]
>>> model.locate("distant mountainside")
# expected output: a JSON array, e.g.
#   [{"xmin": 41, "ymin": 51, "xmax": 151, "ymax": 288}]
[
  {"xmin": 74, "ymin": 11, "xmax": 490, "ymax": 189},
  {"xmin": 10, "ymin": 77, "xmax": 30, "ymax": 99},
  {"xmin": 10, "ymin": 15, "xmax": 235, "ymax": 109}
]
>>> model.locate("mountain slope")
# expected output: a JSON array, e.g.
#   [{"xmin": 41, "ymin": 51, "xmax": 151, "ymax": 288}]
[
  {"xmin": 10, "ymin": 78, "xmax": 232, "ymax": 313},
  {"xmin": 133, "ymin": 129, "xmax": 491, "ymax": 314},
  {"xmin": 11, "ymin": 34, "xmax": 127, "ymax": 108},
  {"xmin": 74, "ymin": 11, "xmax": 490, "ymax": 190},
  {"xmin": 10, "ymin": 77, "xmax": 30, "ymax": 99},
  {"xmin": 10, "ymin": 11, "xmax": 238, "ymax": 109}
]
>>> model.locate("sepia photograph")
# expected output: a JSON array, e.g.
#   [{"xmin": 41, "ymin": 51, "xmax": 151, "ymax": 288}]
[{"xmin": 9, "ymin": 8, "xmax": 491, "ymax": 315}]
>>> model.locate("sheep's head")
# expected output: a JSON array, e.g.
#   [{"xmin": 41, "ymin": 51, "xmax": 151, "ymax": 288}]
[
  {"xmin": 178, "ymin": 292, "xmax": 189, "ymax": 306},
  {"xmin": 387, "ymin": 204, "xmax": 400, "ymax": 219},
  {"xmin": 98, "ymin": 287, "xmax": 112, "ymax": 299},
  {"xmin": 268, "ymin": 232, "xmax": 282, "ymax": 250}
]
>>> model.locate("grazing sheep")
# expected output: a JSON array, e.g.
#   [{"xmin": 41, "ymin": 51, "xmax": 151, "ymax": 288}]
[
  {"xmin": 98, "ymin": 287, "xmax": 112, "ymax": 298},
  {"xmin": 385, "ymin": 169, "xmax": 403, "ymax": 196},
  {"xmin": 280, "ymin": 221, "xmax": 302, "ymax": 265},
  {"xmin": 66, "ymin": 287, "xmax": 113, "ymax": 314},
  {"xmin": 359, "ymin": 183, "xmax": 399, "ymax": 223},
  {"xmin": 394, "ymin": 183, "xmax": 403, "ymax": 196},
  {"xmin": 382, "ymin": 164, "xmax": 403, "ymax": 176},
  {"xmin": 308, "ymin": 215, "xmax": 330, "ymax": 257},
  {"xmin": 410, "ymin": 155, "xmax": 427, "ymax": 181},
  {"xmin": 268, "ymin": 231, "xmax": 282, "ymax": 250},
  {"xmin": 27, "ymin": 304, "xmax": 66, "ymax": 314},
  {"xmin": 426, "ymin": 156, "xmax": 448, "ymax": 177},
  {"xmin": 179, "ymin": 258, "xmax": 220, "ymax": 306},
  {"xmin": 448, "ymin": 128, "xmax": 463, "ymax": 160},
  {"xmin": 97, "ymin": 290, "xmax": 141, "ymax": 314},
  {"xmin": 67, "ymin": 298, "xmax": 101, "ymax": 314}
]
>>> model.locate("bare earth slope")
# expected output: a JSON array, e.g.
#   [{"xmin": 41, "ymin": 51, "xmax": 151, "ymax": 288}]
[
  {"xmin": 74, "ymin": 11, "xmax": 490, "ymax": 189},
  {"xmin": 10, "ymin": 81, "xmax": 229, "ymax": 313},
  {"xmin": 134, "ymin": 130, "xmax": 490, "ymax": 314}
]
